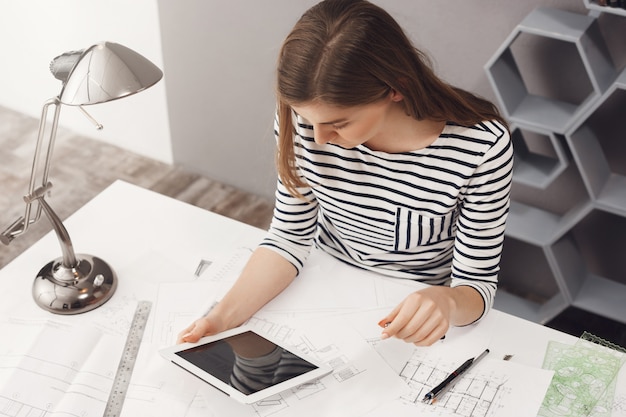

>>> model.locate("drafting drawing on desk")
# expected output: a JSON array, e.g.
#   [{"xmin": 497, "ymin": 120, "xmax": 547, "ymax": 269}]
[
  {"xmin": 396, "ymin": 352, "xmax": 511, "ymax": 417},
  {"xmin": 0, "ymin": 320, "xmax": 114, "ymax": 417},
  {"xmin": 539, "ymin": 340, "xmax": 625, "ymax": 417},
  {"xmin": 0, "ymin": 300, "xmax": 170, "ymax": 417}
]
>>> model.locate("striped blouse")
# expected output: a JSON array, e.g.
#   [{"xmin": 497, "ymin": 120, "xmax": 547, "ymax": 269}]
[{"xmin": 261, "ymin": 113, "xmax": 513, "ymax": 321}]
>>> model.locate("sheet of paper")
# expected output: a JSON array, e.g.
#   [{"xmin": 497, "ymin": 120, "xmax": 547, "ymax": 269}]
[
  {"xmin": 0, "ymin": 316, "xmax": 195, "ymax": 417},
  {"xmin": 0, "ymin": 317, "xmax": 122, "ymax": 417},
  {"xmin": 150, "ymin": 281, "xmax": 218, "ymax": 347},
  {"xmin": 128, "ymin": 248, "xmax": 240, "ymax": 347},
  {"xmin": 337, "ymin": 308, "xmax": 554, "ymax": 417},
  {"xmin": 197, "ymin": 245, "xmax": 428, "ymax": 315},
  {"xmin": 263, "ymin": 248, "xmax": 426, "ymax": 313}
]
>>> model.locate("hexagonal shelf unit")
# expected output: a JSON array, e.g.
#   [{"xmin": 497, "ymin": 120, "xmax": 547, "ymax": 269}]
[
  {"xmin": 567, "ymin": 68, "xmax": 626, "ymax": 217},
  {"xmin": 486, "ymin": 6, "xmax": 626, "ymax": 325},
  {"xmin": 485, "ymin": 7, "xmax": 616, "ymax": 134}
]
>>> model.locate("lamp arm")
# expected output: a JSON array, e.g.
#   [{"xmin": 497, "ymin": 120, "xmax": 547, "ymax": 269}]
[
  {"xmin": 34, "ymin": 98, "xmax": 61, "ymax": 200},
  {"xmin": 1, "ymin": 98, "xmax": 61, "ymax": 245}
]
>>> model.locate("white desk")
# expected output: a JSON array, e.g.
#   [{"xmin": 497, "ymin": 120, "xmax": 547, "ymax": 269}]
[{"xmin": 0, "ymin": 180, "xmax": 622, "ymax": 417}]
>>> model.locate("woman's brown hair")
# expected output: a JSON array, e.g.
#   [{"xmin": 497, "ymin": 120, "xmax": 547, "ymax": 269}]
[{"xmin": 276, "ymin": 0, "xmax": 508, "ymax": 196}]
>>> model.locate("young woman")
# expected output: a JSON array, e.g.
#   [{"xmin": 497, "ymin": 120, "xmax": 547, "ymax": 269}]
[{"xmin": 179, "ymin": 0, "xmax": 513, "ymax": 347}]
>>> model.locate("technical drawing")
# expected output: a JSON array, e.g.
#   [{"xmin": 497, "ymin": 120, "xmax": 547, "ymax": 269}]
[
  {"xmin": 396, "ymin": 353, "xmax": 510, "ymax": 417},
  {"xmin": 0, "ymin": 320, "xmax": 113, "ymax": 417},
  {"xmin": 0, "ymin": 302, "xmax": 181, "ymax": 417},
  {"xmin": 0, "ymin": 395, "xmax": 48, "ymax": 417}
]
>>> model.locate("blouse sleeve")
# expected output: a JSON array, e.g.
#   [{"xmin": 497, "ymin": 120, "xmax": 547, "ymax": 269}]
[
  {"xmin": 450, "ymin": 122, "xmax": 513, "ymax": 322},
  {"xmin": 259, "ymin": 114, "xmax": 319, "ymax": 273}
]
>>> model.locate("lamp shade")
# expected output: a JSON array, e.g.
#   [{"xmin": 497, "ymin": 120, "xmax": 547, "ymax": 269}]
[{"xmin": 56, "ymin": 42, "xmax": 163, "ymax": 106}]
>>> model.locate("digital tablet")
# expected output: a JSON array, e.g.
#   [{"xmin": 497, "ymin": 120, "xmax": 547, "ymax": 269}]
[{"xmin": 160, "ymin": 325, "xmax": 333, "ymax": 404}]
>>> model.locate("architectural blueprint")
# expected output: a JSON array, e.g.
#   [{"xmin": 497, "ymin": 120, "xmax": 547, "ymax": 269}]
[
  {"xmin": 0, "ymin": 315, "xmax": 194, "ymax": 417},
  {"xmin": 0, "ymin": 315, "xmax": 124, "ymax": 417},
  {"xmin": 342, "ymin": 308, "xmax": 555, "ymax": 417}
]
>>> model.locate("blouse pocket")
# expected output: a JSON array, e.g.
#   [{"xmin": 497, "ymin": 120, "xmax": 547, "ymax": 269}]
[{"xmin": 394, "ymin": 207, "xmax": 456, "ymax": 251}]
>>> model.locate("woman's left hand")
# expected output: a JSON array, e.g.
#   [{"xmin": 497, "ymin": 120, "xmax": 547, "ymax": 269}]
[{"xmin": 377, "ymin": 285, "xmax": 483, "ymax": 346}]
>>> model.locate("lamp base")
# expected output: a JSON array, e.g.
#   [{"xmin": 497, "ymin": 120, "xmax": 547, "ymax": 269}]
[{"xmin": 32, "ymin": 254, "xmax": 117, "ymax": 314}]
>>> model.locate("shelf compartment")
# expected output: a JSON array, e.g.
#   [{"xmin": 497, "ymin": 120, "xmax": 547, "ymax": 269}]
[
  {"xmin": 511, "ymin": 125, "xmax": 569, "ymax": 189},
  {"xmin": 548, "ymin": 208, "xmax": 626, "ymax": 324},
  {"xmin": 486, "ymin": 7, "xmax": 616, "ymax": 134},
  {"xmin": 505, "ymin": 200, "xmax": 591, "ymax": 247},
  {"xmin": 573, "ymin": 274, "xmax": 626, "ymax": 324},
  {"xmin": 493, "ymin": 290, "xmax": 567, "ymax": 325},
  {"xmin": 496, "ymin": 236, "xmax": 568, "ymax": 323},
  {"xmin": 499, "ymin": 238, "xmax": 560, "ymax": 301},
  {"xmin": 567, "ymin": 69, "xmax": 626, "ymax": 216},
  {"xmin": 570, "ymin": 209, "xmax": 626, "ymax": 286}
]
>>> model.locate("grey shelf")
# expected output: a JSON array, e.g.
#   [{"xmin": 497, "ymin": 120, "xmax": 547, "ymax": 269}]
[
  {"xmin": 485, "ymin": 7, "xmax": 616, "ymax": 134},
  {"xmin": 485, "ymin": 6, "xmax": 626, "ymax": 324}
]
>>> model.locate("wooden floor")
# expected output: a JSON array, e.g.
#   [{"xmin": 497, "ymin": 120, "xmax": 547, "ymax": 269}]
[{"xmin": 0, "ymin": 105, "xmax": 274, "ymax": 269}]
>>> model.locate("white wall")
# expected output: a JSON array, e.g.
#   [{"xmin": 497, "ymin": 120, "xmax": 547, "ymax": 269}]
[
  {"xmin": 0, "ymin": 0, "xmax": 172, "ymax": 164},
  {"xmin": 157, "ymin": 0, "xmax": 320, "ymax": 199}
]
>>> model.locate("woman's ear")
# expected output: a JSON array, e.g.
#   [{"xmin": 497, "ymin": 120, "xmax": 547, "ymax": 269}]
[{"xmin": 390, "ymin": 89, "xmax": 404, "ymax": 102}]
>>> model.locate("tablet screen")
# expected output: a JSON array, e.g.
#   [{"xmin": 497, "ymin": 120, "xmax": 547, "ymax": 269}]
[{"xmin": 174, "ymin": 330, "xmax": 319, "ymax": 395}]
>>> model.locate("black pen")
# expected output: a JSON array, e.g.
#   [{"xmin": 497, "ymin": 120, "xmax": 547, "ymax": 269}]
[{"xmin": 422, "ymin": 348, "xmax": 490, "ymax": 404}]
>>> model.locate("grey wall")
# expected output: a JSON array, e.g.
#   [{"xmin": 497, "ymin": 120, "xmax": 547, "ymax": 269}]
[{"xmin": 158, "ymin": 0, "xmax": 588, "ymax": 200}]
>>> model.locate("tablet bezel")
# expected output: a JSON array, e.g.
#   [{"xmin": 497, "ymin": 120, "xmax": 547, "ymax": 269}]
[{"xmin": 160, "ymin": 325, "xmax": 332, "ymax": 404}]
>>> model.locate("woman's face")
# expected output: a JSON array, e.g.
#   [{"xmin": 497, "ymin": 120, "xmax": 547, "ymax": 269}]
[{"xmin": 291, "ymin": 96, "xmax": 397, "ymax": 150}]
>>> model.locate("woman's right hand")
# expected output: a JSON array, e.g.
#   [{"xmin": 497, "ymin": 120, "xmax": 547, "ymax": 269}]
[{"xmin": 176, "ymin": 312, "xmax": 227, "ymax": 344}]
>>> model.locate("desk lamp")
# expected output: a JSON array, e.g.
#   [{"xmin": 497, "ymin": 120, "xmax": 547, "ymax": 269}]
[{"xmin": 0, "ymin": 42, "xmax": 163, "ymax": 314}]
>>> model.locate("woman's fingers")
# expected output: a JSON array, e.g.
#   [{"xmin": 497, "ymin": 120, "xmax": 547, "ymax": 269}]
[
  {"xmin": 176, "ymin": 317, "xmax": 212, "ymax": 344},
  {"xmin": 378, "ymin": 291, "xmax": 450, "ymax": 346}
]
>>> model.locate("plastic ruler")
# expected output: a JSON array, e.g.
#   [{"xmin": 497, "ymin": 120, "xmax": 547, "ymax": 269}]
[{"xmin": 103, "ymin": 300, "xmax": 152, "ymax": 417}]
